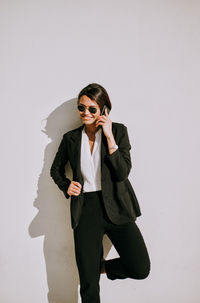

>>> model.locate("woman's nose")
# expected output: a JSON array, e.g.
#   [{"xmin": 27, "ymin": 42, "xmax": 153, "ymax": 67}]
[{"xmin": 83, "ymin": 108, "xmax": 91, "ymax": 114}]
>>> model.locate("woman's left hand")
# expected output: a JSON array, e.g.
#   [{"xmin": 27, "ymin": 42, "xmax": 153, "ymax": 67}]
[{"xmin": 95, "ymin": 107, "xmax": 112, "ymax": 138}]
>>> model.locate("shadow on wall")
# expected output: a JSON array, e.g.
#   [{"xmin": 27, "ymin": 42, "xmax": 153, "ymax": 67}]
[{"xmin": 28, "ymin": 98, "xmax": 112, "ymax": 303}]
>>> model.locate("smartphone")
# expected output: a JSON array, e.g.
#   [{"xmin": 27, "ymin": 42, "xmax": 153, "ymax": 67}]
[{"xmin": 101, "ymin": 105, "xmax": 110, "ymax": 115}]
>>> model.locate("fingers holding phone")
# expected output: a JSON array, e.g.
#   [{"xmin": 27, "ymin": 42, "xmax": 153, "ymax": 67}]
[
  {"xmin": 101, "ymin": 105, "xmax": 110, "ymax": 116},
  {"xmin": 95, "ymin": 106, "xmax": 112, "ymax": 138}
]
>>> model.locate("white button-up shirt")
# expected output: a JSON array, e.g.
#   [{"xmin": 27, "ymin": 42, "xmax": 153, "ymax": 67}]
[{"xmin": 80, "ymin": 126, "xmax": 102, "ymax": 192}]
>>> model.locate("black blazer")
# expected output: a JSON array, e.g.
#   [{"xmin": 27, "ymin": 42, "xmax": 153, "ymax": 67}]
[{"xmin": 50, "ymin": 122, "xmax": 141, "ymax": 229}]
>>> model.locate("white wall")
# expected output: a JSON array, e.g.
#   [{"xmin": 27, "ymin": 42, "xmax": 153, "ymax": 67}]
[{"xmin": 1, "ymin": 0, "xmax": 200, "ymax": 302}]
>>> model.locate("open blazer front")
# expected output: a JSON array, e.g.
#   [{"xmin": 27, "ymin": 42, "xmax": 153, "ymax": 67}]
[{"xmin": 50, "ymin": 122, "xmax": 141, "ymax": 229}]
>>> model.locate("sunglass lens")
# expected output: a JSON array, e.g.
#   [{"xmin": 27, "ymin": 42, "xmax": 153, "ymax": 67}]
[
  {"xmin": 89, "ymin": 107, "xmax": 97, "ymax": 114},
  {"xmin": 77, "ymin": 105, "xmax": 85, "ymax": 112},
  {"xmin": 78, "ymin": 105, "xmax": 97, "ymax": 114}
]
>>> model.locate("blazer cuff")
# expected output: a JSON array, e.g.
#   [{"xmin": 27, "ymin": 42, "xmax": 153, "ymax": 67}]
[
  {"xmin": 59, "ymin": 180, "xmax": 71, "ymax": 199},
  {"xmin": 62, "ymin": 188, "xmax": 70, "ymax": 199},
  {"xmin": 106, "ymin": 148, "xmax": 119, "ymax": 160}
]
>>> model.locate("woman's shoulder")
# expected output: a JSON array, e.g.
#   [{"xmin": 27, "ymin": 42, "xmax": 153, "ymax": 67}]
[
  {"xmin": 112, "ymin": 121, "xmax": 128, "ymax": 130},
  {"xmin": 112, "ymin": 121, "xmax": 127, "ymax": 127}
]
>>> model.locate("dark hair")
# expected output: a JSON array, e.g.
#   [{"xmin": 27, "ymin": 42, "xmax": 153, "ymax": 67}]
[{"xmin": 77, "ymin": 83, "xmax": 112, "ymax": 113}]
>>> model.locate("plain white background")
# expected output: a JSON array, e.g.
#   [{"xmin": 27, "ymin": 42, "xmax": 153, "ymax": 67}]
[{"xmin": 1, "ymin": 0, "xmax": 200, "ymax": 302}]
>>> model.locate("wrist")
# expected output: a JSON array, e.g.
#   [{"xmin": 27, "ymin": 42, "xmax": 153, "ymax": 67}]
[
  {"xmin": 106, "ymin": 133, "xmax": 114, "ymax": 141},
  {"xmin": 109, "ymin": 144, "xmax": 118, "ymax": 150},
  {"xmin": 106, "ymin": 133, "xmax": 118, "ymax": 154}
]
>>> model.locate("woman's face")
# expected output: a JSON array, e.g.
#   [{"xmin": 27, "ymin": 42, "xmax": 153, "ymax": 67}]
[{"xmin": 78, "ymin": 95, "xmax": 101, "ymax": 125}]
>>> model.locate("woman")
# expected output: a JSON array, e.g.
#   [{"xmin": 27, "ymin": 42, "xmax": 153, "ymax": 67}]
[{"xmin": 50, "ymin": 83, "xmax": 150, "ymax": 303}]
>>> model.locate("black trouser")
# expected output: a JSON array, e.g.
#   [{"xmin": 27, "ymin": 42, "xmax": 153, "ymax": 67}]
[{"xmin": 73, "ymin": 190, "xmax": 151, "ymax": 303}]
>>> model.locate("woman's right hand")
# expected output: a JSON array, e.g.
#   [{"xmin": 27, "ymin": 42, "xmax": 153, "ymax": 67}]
[{"xmin": 67, "ymin": 181, "xmax": 82, "ymax": 196}]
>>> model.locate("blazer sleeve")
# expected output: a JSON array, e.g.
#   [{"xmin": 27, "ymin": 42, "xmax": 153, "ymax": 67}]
[
  {"xmin": 106, "ymin": 124, "xmax": 132, "ymax": 181},
  {"xmin": 50, "ymin": 134, "xmax": 71, "ymax": 199}
]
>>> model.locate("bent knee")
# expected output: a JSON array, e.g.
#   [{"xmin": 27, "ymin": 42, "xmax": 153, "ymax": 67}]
[
  {"xmin": 135, "ymin": 267, "xmax": 150, "ymax": 279},
  {"xmin": 128, "ymin": 263, "xmax": 151, "ymax": 280}
]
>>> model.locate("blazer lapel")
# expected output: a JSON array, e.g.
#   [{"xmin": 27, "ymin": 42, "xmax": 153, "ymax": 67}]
[{"xmin": 69, "ymin": 124, "xmax": 108, "ymax": 184}]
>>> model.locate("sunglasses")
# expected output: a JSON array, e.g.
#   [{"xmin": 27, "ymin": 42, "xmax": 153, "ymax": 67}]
[{"xmin": 77, "ymin": 104, "xmax": 98, "ymax": 114}]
